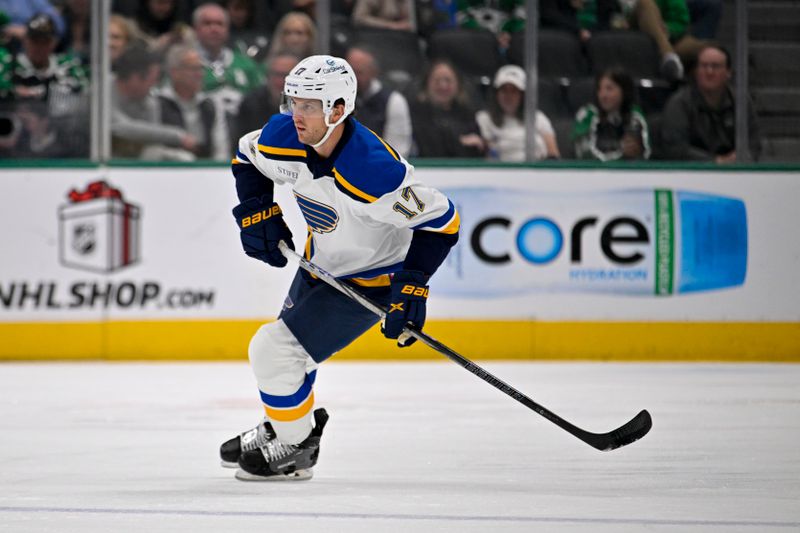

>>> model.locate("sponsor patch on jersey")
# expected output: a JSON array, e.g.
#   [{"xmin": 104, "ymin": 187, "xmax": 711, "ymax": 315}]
[{"xmin": 294, "ymin": 192, "xmax": 339, "ymax": 234}]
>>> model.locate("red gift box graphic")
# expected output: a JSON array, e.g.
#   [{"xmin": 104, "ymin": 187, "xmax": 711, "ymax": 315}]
[{"xmin": 59, "ymin": 180, "xmax": 141, "ymax": 273}]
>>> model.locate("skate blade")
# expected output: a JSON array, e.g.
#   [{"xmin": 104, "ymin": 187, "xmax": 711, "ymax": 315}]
[
  {"xmin": 221, "ymin": 460, "xmax": 239, "ymax": 469},
  {"xmin": 235, "ymin": 468, "xmax": 313, "ymax": 482}
]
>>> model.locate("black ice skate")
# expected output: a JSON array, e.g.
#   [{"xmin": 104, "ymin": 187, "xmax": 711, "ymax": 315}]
[
  {"xmin": 235, "ymin": 408, "xmax": 329, "ymax": 482},
  {"xmin": 219, "ymin": 418, "xmax": 275, "ymax": 468}
]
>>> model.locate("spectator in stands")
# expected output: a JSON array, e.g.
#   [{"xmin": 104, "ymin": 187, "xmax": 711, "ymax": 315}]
[
  {"xmin": 267, "ymin": 11, "xmax": 317, "ymax": 60},
  {"xmin": 233, "ymin": 52, "xmax": 299, "ymax": 141},
  {"xmin": 57, "ymin": 0, "xmax": 90, "ymax": 64},
  {"xmin": 6, "ymin": 10, "xmax": 89, "ymax": 157},
  {"xmin": 226, "ymin": 0, "xmax": 269, "ymax": 62},
  {"xmin": 156, "ymin": 44, "xmax": 230, "ymax": 160},
  {"xmin": 346, "ymin": 46, "xmax": 412, "ymax": 157},
  {"xmin": 132, "ymin": 0, "xmax": 193, "ymax": 56},
  {"xmin": 573, "ymin": 67, "xmax": 650, "ymax": 161},
  {"xmin": 577, "ymin": 0, "xmax": 694, "ymax": 81},
  {"xmin": 193, "ymin": 3, "xmax": 262, "ymax": 129},
  {"xmin": 111, "ymin": 44, "xmax": 198, "ymax": 160},
  {"xmin": 8, "ymin": 13, "xmax": 88, "ymax": 103},
  {"xmin": 0, "ymin": 0, "xmax": 65, "ymax": 48},
  {"xmin": 109, "ymin": 14, "xmax": 142, "ymax": 69},
  {"xmin": 352, "ymin": 0, "xmax": 417, "ymax": 32},
  {"xmin": 476, "ymin": 64, "xmax": 559, "ymax": 161},
  {"xmin": 0, "ymin": 13, "xmax": 85, "ymax": 160},
  {"xmin": 661, "ymin": 44, "xmax": 761, "ymax": 163},
  {"xmin": 456, "ymin": 0, "xmax": 525, "ymax": 53},
  {"xmin": 409, "ymin": 59, "xmax": 485, "ymax": 158}
]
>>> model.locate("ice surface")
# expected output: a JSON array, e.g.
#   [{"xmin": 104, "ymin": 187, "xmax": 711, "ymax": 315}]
[{"xmin": 1, "ymin": 362, "xmax": 798, "ymax": 532}]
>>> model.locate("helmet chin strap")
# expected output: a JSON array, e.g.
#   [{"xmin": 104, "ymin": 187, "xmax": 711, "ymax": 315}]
[{"xmin": 310, "ymin": 111, "xmax": 347, "ymax": 148}]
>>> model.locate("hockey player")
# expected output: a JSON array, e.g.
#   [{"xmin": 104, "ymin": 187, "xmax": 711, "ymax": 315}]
[{"xmin": 220, "ymin": 55, "xmax": 460, "ymax": 481}]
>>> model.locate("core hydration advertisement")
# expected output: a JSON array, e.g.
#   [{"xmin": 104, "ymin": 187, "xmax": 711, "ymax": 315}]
[{"xmin": 437, "ymin": 187, "xmax": 747, "ymax": 297}]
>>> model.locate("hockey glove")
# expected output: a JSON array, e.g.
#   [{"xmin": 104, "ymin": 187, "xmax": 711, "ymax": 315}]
[
  {"xmin": 232, "ymin": 196, "xmax": 294, "ymax": 267},
  {"xmin": 381, "ymin": 270, "xmax": 430, "ymax": 347}
]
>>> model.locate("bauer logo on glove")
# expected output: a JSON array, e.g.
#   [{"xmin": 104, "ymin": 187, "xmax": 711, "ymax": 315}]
[
  {"xmin": 381, "ymin": 270, "xmax": 430, "ymax": 347},
  {"xmin": 232, "ymin": 196, "xmax": 295, "ymax": 268},
  {"xmin": 240, "ymin": 204, "xmax": 282, "ymax": 228}
]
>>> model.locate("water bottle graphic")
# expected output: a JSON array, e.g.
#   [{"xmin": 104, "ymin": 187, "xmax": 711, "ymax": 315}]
[{"xmin": 438, "ymin": 188, "xmax": 747, "ymax": 297}]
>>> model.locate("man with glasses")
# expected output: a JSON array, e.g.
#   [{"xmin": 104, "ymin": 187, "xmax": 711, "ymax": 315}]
[
  {"xmin": 220, "ymin": 55, "xmax": 460, "ymax": 481},
  {"xmin": 661, "ymin": 44, "xmax": 761, "ymax": 162}
]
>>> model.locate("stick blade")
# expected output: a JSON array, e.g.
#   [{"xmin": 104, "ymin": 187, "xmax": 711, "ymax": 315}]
[{"xmin": 589, "ymin": 409, "xmax": 653, "ymax": 451}]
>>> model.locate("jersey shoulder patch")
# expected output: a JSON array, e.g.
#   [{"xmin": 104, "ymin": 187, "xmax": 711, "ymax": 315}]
[
  {"xmin": 332, "ymin": 119, "xmax": 407, "ymax": 204},
  {"xmin": 257, "ymin": 113, "xmax": 307, "ymax": 162}
]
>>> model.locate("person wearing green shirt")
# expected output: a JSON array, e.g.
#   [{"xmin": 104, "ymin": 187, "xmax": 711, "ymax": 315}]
[
  {"xmin": 192, "ymin": 2, "xmax": 262, "ymax": 143},
  {"xmin": 455, "ymin": 0, "xmax": 525, "ymax": 52},
  {"xmin": 573, "ymin": 67, "xmax": 651, "ymax": 161}
]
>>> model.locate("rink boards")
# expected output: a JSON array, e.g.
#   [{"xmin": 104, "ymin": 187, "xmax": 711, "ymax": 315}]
[{"xmin": 0, "ymin": 164, "xmax": 798, "ymax": 361}]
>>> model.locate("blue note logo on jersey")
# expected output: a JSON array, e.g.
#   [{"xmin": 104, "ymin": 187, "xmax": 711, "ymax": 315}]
[{"xmin": 294, "ymin": 192, "xmax": 339, "ymax": 234}]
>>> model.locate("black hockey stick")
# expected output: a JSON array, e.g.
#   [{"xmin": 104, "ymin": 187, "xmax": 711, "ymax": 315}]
[{"xmin": 278, "ymin": 242, "xmax": 652, "ymax": 451}]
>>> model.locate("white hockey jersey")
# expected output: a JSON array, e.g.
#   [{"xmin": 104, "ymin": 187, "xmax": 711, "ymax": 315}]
[{"xmin": 233, "ymin": 114, "xmax": 459, "ymax": 285}]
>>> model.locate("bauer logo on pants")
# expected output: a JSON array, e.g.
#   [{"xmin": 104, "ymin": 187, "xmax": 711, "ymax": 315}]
[{"xmin": 58, "ymin": 180, "xmax": 142, "ymax": 274}]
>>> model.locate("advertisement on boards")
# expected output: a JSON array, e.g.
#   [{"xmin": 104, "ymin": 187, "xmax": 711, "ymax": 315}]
[
  {"xmin": 437, "ymin": 187, "xmax": 748, "ymax": 297},
  {"xmin": 0, "ymin": 167, "xmax": 799, "ymax": 323}
]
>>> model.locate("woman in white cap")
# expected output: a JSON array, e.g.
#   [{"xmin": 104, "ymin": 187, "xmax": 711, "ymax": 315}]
[{"xmin": 475, "ymin": 64, "xmax": 560, "ymax": 162}]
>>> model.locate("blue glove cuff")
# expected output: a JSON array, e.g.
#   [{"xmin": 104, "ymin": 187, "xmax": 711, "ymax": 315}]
[{"xmin": 392, "ymin": 270, "xmax": 430, "ymax": 286}]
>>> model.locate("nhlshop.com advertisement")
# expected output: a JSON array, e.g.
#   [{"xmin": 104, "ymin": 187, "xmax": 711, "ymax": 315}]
[
  {"xmin": 0, "ymin": 180, "xmax": 214, "ymax": 314},
  {"xmin": 0, "ymin": 169, "xmax": 295, "ymax": 322}
]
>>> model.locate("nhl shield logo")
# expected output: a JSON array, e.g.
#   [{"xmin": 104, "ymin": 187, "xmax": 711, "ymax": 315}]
[
  {"xmin": 58, "ymin": 180, "xmax": 141, "ymax": 273},
  {"xmin": 71, "ymin": 224, "xmax": 96, "ymax": 255}
]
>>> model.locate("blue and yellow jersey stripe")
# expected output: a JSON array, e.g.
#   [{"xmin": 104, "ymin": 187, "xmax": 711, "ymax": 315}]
[
  {"xmin": 258, "ymin": 144, "xmax": 307, "ymax": 161},
  {"xmin": 256, "ymin": 114, "xmax": 307, "ymax": 162},
  {"xmin": 332, "ymin": 167, "xmax": 379, "ymax": 203},
  {"xmin": 365, "ymin": 126, "xmax": 400, "ymax": 162},
  {"xmin": 413, "ymin": 200, "xmax": 460, "ymax": 235},
  {"xmin": 332, "ymin": 119, "xmax": 407, "ymax": 203},
  {"xmin": 231, "ymin": 148, "xmax": 252, "ymax": 165}
]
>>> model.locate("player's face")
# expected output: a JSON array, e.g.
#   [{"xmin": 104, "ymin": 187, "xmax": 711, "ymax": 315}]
[
  {"xmin": 597, "ymin": 76, "xmax": 623, "ymax": 113},
  {"xmin": 288, "ymin": 97, "xmax": 328, "ymax": 144}
]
